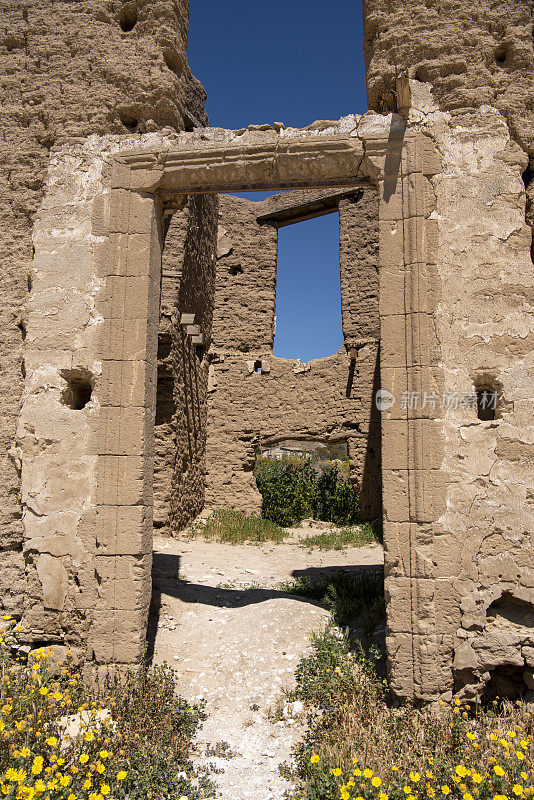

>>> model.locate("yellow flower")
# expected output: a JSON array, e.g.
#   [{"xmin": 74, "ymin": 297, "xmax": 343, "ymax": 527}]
[
  {"xmin": 83, "ymin": 780, "xmax": 92, "ymax": 790},
  {"xmin": 364, "ymin": 769, "xmax": 374, "ymax": 779},
  {"xmin": 45, "ymin": 737, "xmax": 57, "ymax": 748},
  {"xmin": 513, "ymin": 787, "xmax": 525, "ymax": 797},
  {"xmin": 68, "ymin": 795, "xmax": 77, "ymax": 800},
  {"xmin": 52, "ymin": 692, "xmax": 63, "ymax": 701},
  {"xmin": 354, "ymin": 769, "xmax": 362, "ymax": 777},
  {"xmin": 518, "ymin": 753, "xmax": 526, "ymax": 761},
  {"xmin": 341, "ymin": 793, "xmax": 350, "ymax": 800},
  {"xmin": 60, "ymin": 775, "xmax": 71, "ymax": 787},
  {"xmin": 490, "ymin": 734, "xmax": 498, "ymax": 741},
  {"xmin": 39, "ymin": 688, "xmax": 48, "ymax": 696},
  {"xmin": 34, "ymin": 780, "xmax": 46, "ymax": 795},
  {"xmin": 494, "ymin": 766, "xmax": 506, "ymax": 777},
  {"xmin": 508, "ymin": 732, "xmax": 517, "ymax": 739},
  {"xmin": 428, "ymin": 789, "xmax": 436, "ymax": 798},
  {"xmin": 501, "ymin": 740, "xmax": 511, "ymax": 750},
  {"xmin": 353, "ymin": 758, "xmax": 359, "ymax": 765},
  {"xmin": 310, "ymin": 755, "xmax": 319, "ymax": 764},
  {"xmin": 441, "ymin": 787, "xmax": 451, "ymax": 795},
  {"xmin": 410, "ymin": 772, "xmax": 421, "ymax": 783},
  {"xmin": 100, "ymin": 785, "xmax": 110, "ymax": 796},
  {"xmin": 456, "ymin": 766, "xmax": 469, "ymax": 778},
  {"xmin": 522, "ymin": 773, "xmax": 528, "ymax": 781},
  {"xmin": 493, "ymin": 795, "xmax": 509, "ymax": 800},
  {"xmin": 331, "ymin": 769, "xmax": 342, "ymax": 777},
  {"xmin": 79, "ymin": 755, "xmax": 89, "ymax": 764},
  {"xmin": 19, "ymin": 747, "xmax": 30, "ymax": 758},
  {"xmin": 467, "ymin": 733, "xmax": 477, "ymax": 741},
  {"xmin": 392, "ymin": 766, "xmax": 399, "ymax": 772},
  {"xmin": 379, "ymin": 794, "xmax": 389, "ymax": 800},
  {"xmin": 116, "ymin": 772, "xmax": 126, "ymax": 781},
  {"xmin": 99, "ymin": 751, "xmax": 110, "ymax": 760},
  {"xmin": 472, "ymin": 773, "xmax": 483, "ymax": 784},
  {"xmin": 427, "ymin": 771, "xmax": 434, "ymax": 779},
  {"xmin": 464, "ymin": 794, "xmax": 474, "ymax": 800},
  {"xmin": 521, "ymin": 740, "xmax": 529, "ymax": 750},
  {"xmin": 84, "ymin": 732, "xmax": 95, "ymax": 742},
  {"xmin": 96, "ymin": 762, "xmax": 105, "ymax": 774},
  {"xmin": 404, "ymin": 787, "xmax": 412, "ymax": 794},
  {"xmin": 32, "ymin": 757, "xmax": 43, "ymax": 775},
  {"xmin": 372, "ymin": 777, "xmax": 382, "ymax": 788}
]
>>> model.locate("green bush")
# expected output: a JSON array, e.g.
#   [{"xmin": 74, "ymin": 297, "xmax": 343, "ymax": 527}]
[
  {"xmin": 311, "ymin": 462, "xmax": 360, "ymax": 527},
  {"xmin": 254, "ymin": 456, "xmax": 316, "ymax": 526},
  {"xmin": 253, "ymin": 456, "xmax": 360, "ymax": 527}
]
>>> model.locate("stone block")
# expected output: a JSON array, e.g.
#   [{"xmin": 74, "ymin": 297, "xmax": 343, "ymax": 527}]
[
  {"xmin": 98, "ymin": 359, "xmax": 156, "ymax": 409},
  {"xmin": 382, "ymin": 469, "xmax": 410, "ymax": 523},
  {"xmin": 385, "ymin": 576, "xmax": 412, "ymax": 632},
  {"xmin": 108, "ymin": 189, "xmax": 130, "ymax": 234},
  {"xmin": 95, "ymin": 505, "xmax": 152, "ymax": 556},
  {"xmin": 95, "ymin": 455, "xmax": 151, "ymax": 506},
  {"xmin": 379, "ymin": 219, "xmax": 404, "ymax": 269},
  {"xmin": 386, "ymin": 632, "xmax": 415, "ymax": 698},
  {"xmin": 434, "ymin": 580, "xmax": 462, "ymax": 634},
  {"xmin": 381, "ymin": 419, "xmax": 409, "ymax": 470},
  {"xmin": 99, "ymin": 406, "xmax": 149, "ymax": 456},
  {"xmin": 380, "ymin": 173, "xmax": 436, "ymax": 221},
  {"xmin": 36, "ymin": 554, "xmax": 69, "ymax": 611},
  {"xmin": 89, "ymin": 609, "xmax": 148, "ymax": 664},
  {"xmin": 126, "ymin": 233, "xmax": 153, "ymax": 278},
  {"xmin": 93, "ymin": 554, "xmax": 152, "ymax": 611},
  {"xmin": 380, "ymin": 313, "xmax": 441, "ymax": 369},
  {"xmin": 383, "ymin": 521, "xmax": 410, "ymax": 578},
  {"xmin": 413, "ymin": 633, "xmax": 454, "ymax": 700},
  {"xmin": 128, "ymin": 192, "xmax": 156, "ymax": 234}
]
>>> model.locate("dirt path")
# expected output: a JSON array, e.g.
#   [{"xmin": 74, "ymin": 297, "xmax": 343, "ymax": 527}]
[{"xmin": 150, "ymin": 532, "xmax": 383, "ymax": 800}]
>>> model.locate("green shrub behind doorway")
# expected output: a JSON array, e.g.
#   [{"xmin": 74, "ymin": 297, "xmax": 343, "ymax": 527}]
[{"xmin": 253, "ymin": 456, "xmax": 360, "ymax": 527}]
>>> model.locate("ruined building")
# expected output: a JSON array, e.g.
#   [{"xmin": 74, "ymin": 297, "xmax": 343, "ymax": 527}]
[{"xmin": 0, "ymin": 0, "xmax": 532, "ymax": 701}]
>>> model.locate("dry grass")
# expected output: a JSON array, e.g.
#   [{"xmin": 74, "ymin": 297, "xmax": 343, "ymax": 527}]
[
  {"xmin": 285, "ymin": 626, "xmax": 534, "ymax": 800},
  {"xmin": 0, "ymin": 618, "xmax": 213, "ymax": 799},
  {"xmin": 190, "ymin": 507, "xmax": 287, "ymax": 544}
]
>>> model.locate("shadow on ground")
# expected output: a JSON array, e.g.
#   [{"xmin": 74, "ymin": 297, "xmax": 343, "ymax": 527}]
[{"xmin": 146, "ymin": 551, "xmax": 383, "ymax": 663}]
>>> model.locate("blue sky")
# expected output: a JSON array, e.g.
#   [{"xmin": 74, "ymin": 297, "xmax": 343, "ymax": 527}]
[{"xmin": 187, "ymin": 1, "xmax": 368, "ymax": 361}]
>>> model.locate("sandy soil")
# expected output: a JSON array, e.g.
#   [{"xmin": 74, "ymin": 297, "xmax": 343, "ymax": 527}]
[{"xmin": 150, "ymin": 531, "xmax": 383, "ymax": 800}]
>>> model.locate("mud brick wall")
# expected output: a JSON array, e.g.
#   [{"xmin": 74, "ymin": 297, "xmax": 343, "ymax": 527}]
[
  {"xmin": 204, "ymin": 188, "xmax": 382, "ymax": 521},
  {"xmin": 154, "ymin": 196, "xmax": 218, "ymax": 534},
  {"xmin": 0, "ymin": 0, "xmax": 205, "ymax": 621},
  {"xmin": 364, "ymin": 0, "xmax": 534, "ymax": 699}
]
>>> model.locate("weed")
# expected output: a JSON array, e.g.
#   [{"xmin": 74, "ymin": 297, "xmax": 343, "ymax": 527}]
[
  {"xmin": 204, "ymin": 740, "xmax": 238, "ymax": 759},
  {"xmin": 190, "ymin": 507, "xmax": 286, "ymax": 544},
  {"xmin": 0, "ymin": 620, "xmax": 213, "ymax": 799},
  {"xmin": 286, "ymin": 626, "xmax": 534, "ymax": 800},
  {"xmin": 300, "ymin": 520, "xmax": 383, "ymax": 550},
  {"xmin": 279, "ymin": 568, "xmax": 385, "ymax": 632}
]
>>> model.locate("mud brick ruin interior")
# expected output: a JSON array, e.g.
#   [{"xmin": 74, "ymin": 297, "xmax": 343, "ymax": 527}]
[{"xmin": 1, "ymin": 0, "xmax": 533, "ymax": 701}]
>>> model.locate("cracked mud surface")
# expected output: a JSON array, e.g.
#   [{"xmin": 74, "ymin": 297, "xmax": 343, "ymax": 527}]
[{"xmin": 150, "ymin": 532, "xmax": 383, "ymax": 800}]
